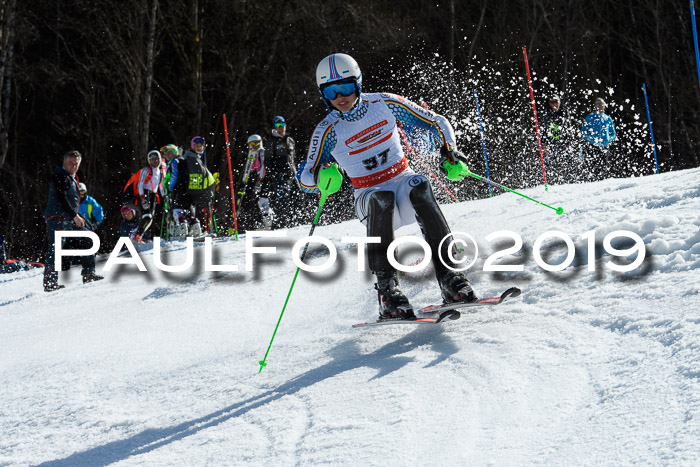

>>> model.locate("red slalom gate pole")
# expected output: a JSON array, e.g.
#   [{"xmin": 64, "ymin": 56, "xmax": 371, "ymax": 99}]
[
  {"xmin": 522, "ymin": 47, "xmax": 549, "ymax": 191},
  {"xmin": 223, "ymin": 114, "xmax": 239, "ymax": 240}
]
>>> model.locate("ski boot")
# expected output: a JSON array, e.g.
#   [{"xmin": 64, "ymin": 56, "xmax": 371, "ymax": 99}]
[
  {"xmin": 262, "ymin": 213, "xmax": 274, "ymax": 230},
  {"xmin": 169, "ymin": 221, "xmax": 182, "ymax": 239},
  {"xmin": 438, "ymin": 270, "xmax": 478, "ymax": 304},
  {"xmin": 189, "ymin": 220, "xmax": 202, "ymax": 237},
  {"xmin": 177, "ymin": 222, "xmax": 188, "ymax": 238},
  {"xmin": 83, "ymin": 273, "xmax": 104, "ymax": 284},
  {"xmin": 375, "ymin": 271, "xmax": 415, "ymax": 321},
  {"xmin": 168, "ymin": 221, "xmax": 181, "ymax": 240},
  {"xmin": 44, "ymin": 283, "xmax": 65, "ymax": 293}
]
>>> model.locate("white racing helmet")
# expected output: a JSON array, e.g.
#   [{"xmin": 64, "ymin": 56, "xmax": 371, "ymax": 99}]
[
  {"xmin": 247, "ymin": 134, "xmax": 263, "ymax": 149},
  {"xmin": 316, "ymin": 53, "xmax": 362, "ymax": 116}
]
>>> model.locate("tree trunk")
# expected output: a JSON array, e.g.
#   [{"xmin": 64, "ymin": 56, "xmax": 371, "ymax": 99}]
[
  {"xmin": 141, "ymin": 0, "xmax": 159, "ymax": 154},
  {"xmin": 192, "ymin": 0, "xmax": 202, "ymax": 131},
  {"xmin": 0, "ymin": 0, "xmax": 17, "ymax": 170}
]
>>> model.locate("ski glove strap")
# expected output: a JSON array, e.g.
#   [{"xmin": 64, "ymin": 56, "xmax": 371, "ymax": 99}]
[{"xmin": 439, "ymin": 144, "xmax": 470, "ymax": 181}]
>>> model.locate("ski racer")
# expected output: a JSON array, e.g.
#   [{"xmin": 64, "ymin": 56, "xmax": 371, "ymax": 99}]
[
  {"xmin": 241, "ymin": 134, "xmax": 275, "ymax": 230},
  {"xmin": 299, "ymin": 53, "xmax": 477, "ymax": 321},
  {"xmin": 124, "ymin": 150, "xmax": 166, "ymax": 243}
]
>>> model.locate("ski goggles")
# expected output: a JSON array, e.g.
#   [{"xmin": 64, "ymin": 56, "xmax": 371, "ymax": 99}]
[
  {"xmin": 274, "ymin": 122, "xmax": 286, "ymax": 128},
  {"xmin": 320, "ymin": 79, "xmax": 357, "ymax": 101},
  {"xmin": 248, "ymin": 141, "xmax": 261, "ymax": 148}
]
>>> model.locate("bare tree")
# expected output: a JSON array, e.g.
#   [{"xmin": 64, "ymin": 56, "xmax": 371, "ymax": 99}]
[
  {"xmin": 141, "ymin": 0, "xmax": 159, "ymax": 155},
  {"xmin": 0, "ymin": 0, "xmax": 17, "ymax": 170}
]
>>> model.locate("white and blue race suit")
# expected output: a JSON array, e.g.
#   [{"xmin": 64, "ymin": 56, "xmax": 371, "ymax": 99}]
[{"xmin": 300, "ymin": 92, "xmax": 458, "ymax": 228}]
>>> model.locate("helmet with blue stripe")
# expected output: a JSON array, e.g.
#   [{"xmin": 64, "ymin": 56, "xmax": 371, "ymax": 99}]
[{"xmin": 316, "ymin": 53, "xmax": 362, "ymax": 115}]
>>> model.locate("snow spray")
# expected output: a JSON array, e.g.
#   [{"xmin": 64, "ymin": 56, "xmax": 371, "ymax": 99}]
[{"xmin": 474, "ymin": 89, "xmax": 493, "ymax": 197}]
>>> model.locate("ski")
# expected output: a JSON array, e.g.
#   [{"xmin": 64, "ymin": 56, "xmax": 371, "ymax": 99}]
[
  {"xmin": 352, "ymin": 309, "xmax": 461, "ymax": 328},
  {"xmin": 419, "ymin": 287, "xmax": 521, "ymax": 315},
  {"xmin": 352, "ymin": 288, "xmax": 521, "ymax": 329}
]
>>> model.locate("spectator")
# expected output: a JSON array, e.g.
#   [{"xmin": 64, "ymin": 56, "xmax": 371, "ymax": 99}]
[
  {"xmin": 0, "ymin": 234, "xmax": 43, "ymax": 273},
  {"xmin": 43, "ymin": 150, "xmax": 103, "ymax": 292},
  {"xmin": 540, "ymin": 94, "xmax": 574, "ymax": 183},
  {"xmin": 119, "ymin": 205, "xmax": 140, "ymax": 239},
  {"xmin": 186, "ymin": 136, "xmax": 207, "ymax": 167},
  {"xmin": 181, "ymin": 138, "xmax": 216, "ymax": 235},
  {"xmin": 78, "ymin": 182, "xmax": 105, "ymax": 230},
  {"xmin": 580, "ymin": 97, "xmax": 617, "ymax": 181},
  {"xmin": 160, "ymin": 144, "xmax": 189, "ymax": 238},
  {"xmin": 265, "ymin": 116, "xmax": 300, "ymax": 227}
]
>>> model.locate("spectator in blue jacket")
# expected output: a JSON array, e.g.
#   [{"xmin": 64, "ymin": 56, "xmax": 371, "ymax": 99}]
[
  {"xmin": 78, "ymin": 183, "xmax": 105, "ymax": 230},
  {"xmin": 580, "ymin": 97, "xmax": 617, "ymax": 181}
]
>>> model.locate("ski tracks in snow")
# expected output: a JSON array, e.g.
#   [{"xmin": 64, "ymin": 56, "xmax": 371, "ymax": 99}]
[{"xmin": 2, "ymin": 168, "xmax": 700, "ymax": 465}]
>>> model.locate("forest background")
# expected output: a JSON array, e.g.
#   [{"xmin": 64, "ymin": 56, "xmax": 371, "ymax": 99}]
[{"xmin": 0, "ymin": 0, "xmax": 698, "ymax": 261}]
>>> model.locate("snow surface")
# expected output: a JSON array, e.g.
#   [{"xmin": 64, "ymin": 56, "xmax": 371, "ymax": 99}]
[{"xmin": 1, "ymin": 169, "xmax": 699, "ymax": 466}]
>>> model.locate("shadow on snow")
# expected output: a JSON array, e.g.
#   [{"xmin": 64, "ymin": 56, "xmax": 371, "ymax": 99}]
[{"xmin": 38, "ymin": 327, "xmax": 458, "ymax": 466}]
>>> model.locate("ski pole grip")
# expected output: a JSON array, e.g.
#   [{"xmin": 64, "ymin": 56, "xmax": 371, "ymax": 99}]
[
  {"xmin": 318, "ymin": 163, "xmax": 343, "ymax": 198},
  {"xmin": 442, "ymin": 159, "xmax": 470, "ymax": 181}
]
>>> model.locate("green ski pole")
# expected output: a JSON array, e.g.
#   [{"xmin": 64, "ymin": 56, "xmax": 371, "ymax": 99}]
[
  {"xmin": 442, "ymin": 160, "xmax": 564, "ymax": 215},
  {"xmin": 258, "ymin": 163, "xmax": 343, "ymax": 373}
]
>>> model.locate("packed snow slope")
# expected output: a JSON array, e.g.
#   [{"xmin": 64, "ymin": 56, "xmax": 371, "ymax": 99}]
[{"xmin": 1, "ymin": 168, "xmax": 699, "ymax": 466}]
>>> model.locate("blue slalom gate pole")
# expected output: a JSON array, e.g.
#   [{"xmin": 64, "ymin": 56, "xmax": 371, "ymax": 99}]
[
  {"xmin": 691, "ymin": 1, "xmax": 700, "ymax": 90},
  {"xmin": 641, "ymin": 84, "xmax": 660, "ymax": 174},
  {"xmin": 474, "ymin": 89, "xmax": 492, "ymax": 197}
]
